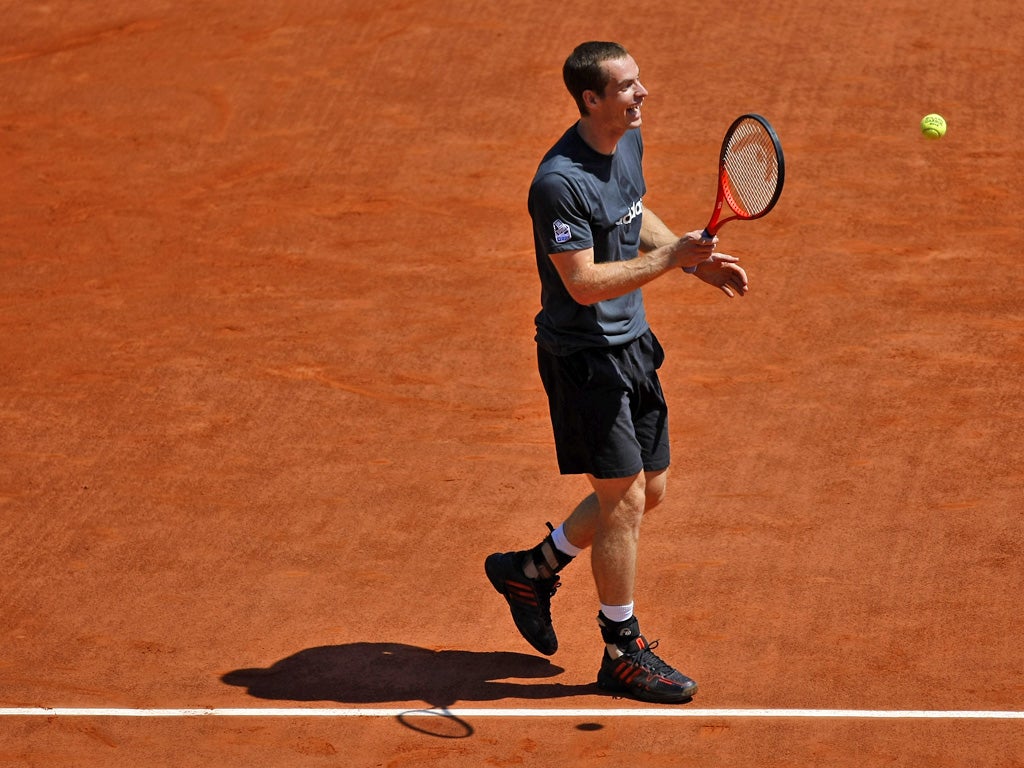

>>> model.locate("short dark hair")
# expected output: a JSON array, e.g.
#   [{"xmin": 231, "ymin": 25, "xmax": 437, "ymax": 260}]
[{"xmin": 562, "ymin": 41, "xmax": 630, "ymax": 117}]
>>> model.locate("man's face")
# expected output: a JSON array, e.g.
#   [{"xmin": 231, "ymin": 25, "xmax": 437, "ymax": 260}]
[{"xmin": 592, "ymin": 55, "xmax": 648, "ymax": 130}]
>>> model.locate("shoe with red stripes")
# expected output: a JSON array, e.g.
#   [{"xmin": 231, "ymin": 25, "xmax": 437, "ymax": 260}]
[
  {"xmin": 597, "ymin": 634, "xmax": 698, "ymax": 703},
  {"xmin": 485, "ymin": 551, "xmax": 560, "ymax": 656}
]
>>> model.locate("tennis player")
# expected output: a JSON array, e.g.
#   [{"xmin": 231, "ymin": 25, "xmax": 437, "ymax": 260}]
[{"xmin": 486, "ymin": 41, "xmax": 748, "ymax": 703}]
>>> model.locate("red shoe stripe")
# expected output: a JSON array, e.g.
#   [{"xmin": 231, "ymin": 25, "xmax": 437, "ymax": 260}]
[
  {"xmin": 506, "ymin": 582, "xmax": 539, "ymax": 606},
  {"xmin": 614, "ymin": 661, "xmax": 643, "ymax": 685}
]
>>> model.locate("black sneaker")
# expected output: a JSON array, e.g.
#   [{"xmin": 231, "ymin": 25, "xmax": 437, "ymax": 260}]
[
  {"xmin": 484, "ymin": 551, "xmax": 560, "ymax": 656},
  {"xmin": 597, "ymin": 635, "xmax": 698, "ymax": 703}
]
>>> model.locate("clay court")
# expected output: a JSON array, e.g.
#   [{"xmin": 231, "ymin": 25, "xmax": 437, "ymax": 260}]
[{"xmin": 2, "ymin": 0, "xmax": 1023, "ymax": 765}]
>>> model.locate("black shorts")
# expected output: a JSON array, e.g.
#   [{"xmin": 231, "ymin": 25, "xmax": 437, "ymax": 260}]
[{"xmin": 537, "ymin": 330, "xmax": 671, "ymax": 479}]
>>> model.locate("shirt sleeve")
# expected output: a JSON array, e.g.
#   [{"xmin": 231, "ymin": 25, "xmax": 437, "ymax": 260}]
[{"xmin": 528, "ymin": 172, "xmax": 594, "ymax": 254}]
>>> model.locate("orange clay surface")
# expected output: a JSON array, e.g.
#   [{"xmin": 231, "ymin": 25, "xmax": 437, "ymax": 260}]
[{"xmin": 2, "ymin": 1, "xmax": 1023, "ymax": 766}]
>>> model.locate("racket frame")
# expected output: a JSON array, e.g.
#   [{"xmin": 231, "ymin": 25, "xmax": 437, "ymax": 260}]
[{"xmin": 703, "ymin": 113, "xmax": 785, "ymax": 238}]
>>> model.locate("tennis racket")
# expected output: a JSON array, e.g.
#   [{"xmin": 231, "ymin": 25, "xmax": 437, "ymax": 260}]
[{"xmin": 703, "ymin": 113, "xmax": 785, "ymax": 237}]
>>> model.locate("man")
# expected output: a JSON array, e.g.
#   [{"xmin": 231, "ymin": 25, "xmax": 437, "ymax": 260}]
[{"xmin": 485, "ymin": 41, "xmax": 749, "ymax": 704}]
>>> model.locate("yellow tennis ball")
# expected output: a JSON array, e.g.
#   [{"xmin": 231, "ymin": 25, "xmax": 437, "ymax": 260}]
[{"xmin": 921, "ymin": 113, "xmax": 947, "ymax": 139}]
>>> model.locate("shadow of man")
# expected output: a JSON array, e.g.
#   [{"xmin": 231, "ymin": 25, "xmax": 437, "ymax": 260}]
[{"xmin": 222, "ymin": 642, "xmax": 595, "ymax": 710}]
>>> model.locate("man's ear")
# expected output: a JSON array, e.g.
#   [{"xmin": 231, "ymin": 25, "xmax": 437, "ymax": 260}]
[{"xmin": 583, "ymin": 89, "xmax": 600, "ymax": 109}]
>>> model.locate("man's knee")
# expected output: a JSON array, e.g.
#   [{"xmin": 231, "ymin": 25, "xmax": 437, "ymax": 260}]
[
  {"xmin": 644, "ymin": 469, "xmax": 668, "ymax": 512},
  {"xmin": 590, "ymin": 473, "xmax": 647, "ymax": 527}
]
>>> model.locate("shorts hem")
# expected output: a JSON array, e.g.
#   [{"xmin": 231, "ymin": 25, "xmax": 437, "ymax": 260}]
[{"xmin": 558, "ymin": 463, "xmax": 645, "ymax": 479}]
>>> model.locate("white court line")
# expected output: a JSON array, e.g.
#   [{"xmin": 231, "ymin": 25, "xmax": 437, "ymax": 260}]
[{"xmin": 1, "ymin": 707, "xmax": 1023, "ymax": 719}]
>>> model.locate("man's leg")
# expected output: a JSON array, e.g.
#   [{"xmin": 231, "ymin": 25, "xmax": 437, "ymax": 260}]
[
  {"xmin": 575, "ymin": 469, "xmax": 697, "ymax": 703},
  {"xmin": 483, "ymin": 470, "xmax": 663, "ymax": 657},
  {"xmin": 584, "ymin": 472, "xmax": 647, "ymax": 607},
  {"xmin": 561, "ymin": 468, "xmax": 668, "ymax": 595}
]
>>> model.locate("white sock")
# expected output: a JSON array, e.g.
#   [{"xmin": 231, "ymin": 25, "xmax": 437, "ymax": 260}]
[
  {"xmin": 599, "ymin": 602, "xmax": 634, "ymax": 624},
  {"xmin": 551, "ymin": 524, "xmax": 584, "ymax": 557}
]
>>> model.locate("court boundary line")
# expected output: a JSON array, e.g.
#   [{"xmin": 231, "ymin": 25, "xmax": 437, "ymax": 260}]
[{"xmin": 1, "ymin": 707, "xmax": 1023, "ymax": 719}]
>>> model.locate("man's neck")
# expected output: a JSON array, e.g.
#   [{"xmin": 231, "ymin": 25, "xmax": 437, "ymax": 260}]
[{"xmin": 576, "ymin": 119, "xmax": 623, "ymax": 156}]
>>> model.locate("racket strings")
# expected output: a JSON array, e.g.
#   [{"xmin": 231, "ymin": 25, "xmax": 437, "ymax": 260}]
[{"xmin": 722, "ymin": 121, "xmax": 780, "ymax": 217}]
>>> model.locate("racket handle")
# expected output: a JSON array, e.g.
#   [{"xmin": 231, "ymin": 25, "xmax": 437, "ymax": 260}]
[{"xmin": 684, "ymin": 228, "xmax": 716, "ymax": 273}]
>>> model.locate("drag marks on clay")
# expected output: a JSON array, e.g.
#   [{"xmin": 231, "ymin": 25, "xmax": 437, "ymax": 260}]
[
  {"xmin": 0, "ymin": 19, "xmax": 162, "ymax": 64},
  {"xmin": 699, "ymin": 723, "xmax": 731, "ymax": 738},
  {"xmin": 190, "ymin": 86, "xmax": 234, "ymax": 145},
  {"xmin": 262, "ymin": 365, "xmax": 536, "ymax": 420},
  {"xmin": 181, "ymin": 161, "xmax": 288, "ymax": 199},
  {"xmin": 68, "ymin": 722, "xmax": 119, "ymax": 750},
  {"xmin": 933, "ymin": 500, "xmax": 981, "ymax": 511},
  {"xmin": 264, "ymin": 364, "xmax": 439, "ymax": 405}
]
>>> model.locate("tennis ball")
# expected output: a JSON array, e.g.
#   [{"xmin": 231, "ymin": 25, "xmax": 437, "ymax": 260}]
[{"xmin": 920, "ymin": 113, "xmax": 947, "ymax": 139}]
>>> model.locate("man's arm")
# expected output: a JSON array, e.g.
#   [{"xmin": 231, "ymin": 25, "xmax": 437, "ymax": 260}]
[
  {"xmin": 641, "ymin": 207, "xmax": 749, "ymax": 298},
  {"xmin": 638, "ymin": 207, "xmax": 682, "ymax": 252},
  {"xmin": 547, "ymin": 208, "xmax": 727, "ymax": 306}
]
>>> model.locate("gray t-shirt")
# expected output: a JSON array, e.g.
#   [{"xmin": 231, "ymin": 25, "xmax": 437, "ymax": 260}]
[{"xmin": 528, "ymin": 125, "xmax": 649, "ymax": 356}]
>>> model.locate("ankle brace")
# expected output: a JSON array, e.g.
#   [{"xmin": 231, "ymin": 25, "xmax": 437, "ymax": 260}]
[
  {"xmin": 597, "ymin": 612, "xmax": 641, "ymax": 646},
  {"xmin": 526, "ymin": 531, "xmax": 574, "ymax": 580}
]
